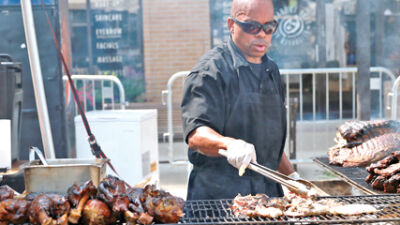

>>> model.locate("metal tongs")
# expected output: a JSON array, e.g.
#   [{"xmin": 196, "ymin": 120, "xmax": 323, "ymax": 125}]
[{"xmin": 218, "ymin": 150, "xmax": 329, "ymax": 199}]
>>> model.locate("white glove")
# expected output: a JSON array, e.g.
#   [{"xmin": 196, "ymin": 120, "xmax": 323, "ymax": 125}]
[
  {"xmin": 288, "ymin": 171, "xmax": 301, "ymax": 180},
  {"xmin": 226, "ymin": 139, "xmax": 257, "ymax": 176}
]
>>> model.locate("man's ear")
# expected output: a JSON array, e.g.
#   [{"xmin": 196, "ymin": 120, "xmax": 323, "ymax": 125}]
[{"xmin": 227, "ymin": 18, "xmax": 234, "ymax": 33}]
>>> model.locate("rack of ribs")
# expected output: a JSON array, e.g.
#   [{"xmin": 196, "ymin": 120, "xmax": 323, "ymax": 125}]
[{"xmin": 328, "ymin": 120, "xmax": 400, "ymax": 167}]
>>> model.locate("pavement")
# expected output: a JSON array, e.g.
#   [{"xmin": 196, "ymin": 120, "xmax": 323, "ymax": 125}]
[{"xmin": 157, "ymin": 120, "xmax": 350, "ymax": 199}]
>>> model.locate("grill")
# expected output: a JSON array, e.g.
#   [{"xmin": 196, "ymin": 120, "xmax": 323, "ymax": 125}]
[
  {"xmin": 313, "ymin": 157, "xmax": 384, "ymax": 195},
  {"xmin": 162, "ymin": 195, "xmax": 400, "ymax": 224}
]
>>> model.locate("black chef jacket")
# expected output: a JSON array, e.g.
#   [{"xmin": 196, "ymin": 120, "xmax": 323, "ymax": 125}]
[{"xmin": 181, "ymin": 37, "xmax": 287, "ymax": 200}]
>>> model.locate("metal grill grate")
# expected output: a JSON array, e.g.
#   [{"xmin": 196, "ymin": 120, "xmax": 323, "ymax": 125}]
[
  {"xmin": 165, "ymin": 195, "xmax": 400, "ymax": 224},
  {"xmin": 314, "ymin": 157, "xmax": 384, "ymax": 195}
]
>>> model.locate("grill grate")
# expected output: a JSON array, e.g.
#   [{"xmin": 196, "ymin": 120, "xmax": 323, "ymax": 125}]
[
  {"xmin": 314, "ymin": 157, "xmax": 385, "ymax": 195},
  {"xmin": 163, "ymin": 195, "xmax": 400, "ymax": 224}
]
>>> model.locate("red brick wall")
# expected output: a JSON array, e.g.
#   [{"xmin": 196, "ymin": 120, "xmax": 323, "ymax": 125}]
[
  {"xmin": 141, "ymin": 0, "xmax": 211, "ymax": 134},
  {"xmin": 143, "ymin": 0, "xmax": 210, "ymax": 103}
]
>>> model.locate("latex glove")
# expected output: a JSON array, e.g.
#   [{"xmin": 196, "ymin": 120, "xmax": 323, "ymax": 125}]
[
  {"xmin": 226, "ymin": 139, "xmax": 257, "ymax": 176},
  {"xmin": 288, "ymin": 171, "xmax": 301, "ymax": 180}
]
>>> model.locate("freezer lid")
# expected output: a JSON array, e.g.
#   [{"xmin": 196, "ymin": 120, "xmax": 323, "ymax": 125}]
[{"xmin": 74, "ymin": 110, "xmax": 157, "ymax": 123}]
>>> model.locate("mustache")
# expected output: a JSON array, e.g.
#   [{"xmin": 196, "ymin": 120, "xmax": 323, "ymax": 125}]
[{"xmin": 250, "ymin": 39, "xmax": 269, "ymax": 47}]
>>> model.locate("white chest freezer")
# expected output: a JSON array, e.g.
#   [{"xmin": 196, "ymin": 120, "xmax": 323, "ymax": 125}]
[
  {"xmin": 0, "ymin": 120, "xmax": 11, "ymax": 170},
  {"xmin": 74, "ymin": 110, "xmax": 159, "ymax": 187}
]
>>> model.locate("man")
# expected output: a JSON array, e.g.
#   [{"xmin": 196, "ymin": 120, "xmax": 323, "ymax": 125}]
[{"xmin": 181, "ymin": 0, "xmax": 299, "ymax": 200}]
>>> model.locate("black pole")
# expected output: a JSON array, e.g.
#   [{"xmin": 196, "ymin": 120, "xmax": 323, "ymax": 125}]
[
  {"xmin": 356, "ymin": 0, "xmax": 371, "ymax": 120},
  {"xmin": 316, "ymin": 0, "xmax": 326, "ymax": 117},
  {"xmin": 316, "ymin": 0, "xmax": 326, "ymax": 67},
  {"xmin": 86, "ymin": 0, "xmax": 94, "ymax": 74},
  {"xmin": 375, "ymin": 0, "xmax": 385, "ymax": 67}
]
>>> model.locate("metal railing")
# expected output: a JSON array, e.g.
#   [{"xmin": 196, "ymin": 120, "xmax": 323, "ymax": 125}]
[
  {"xmin": 63, "ymin": 75, "xmax": 126, "ymax": 114},
  {"xmin": 161, "ymin": 71, "xmax": 190, "ymax": 165},
  {"xmin": 280, "ymin": 67, "xmax": 395, "ymax": 122},
  {"xmin": 161, "ymin": 67, "xmax": 396, "ymax": 164},
  {"xmin": 391, "ymin": 76, "xmax": 400, "ymax": 119}
]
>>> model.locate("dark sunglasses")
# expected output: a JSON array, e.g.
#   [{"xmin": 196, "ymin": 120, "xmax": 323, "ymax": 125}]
[{"xmin": 232, "ymin": 18, "xmax": 278, "ymax": 35}]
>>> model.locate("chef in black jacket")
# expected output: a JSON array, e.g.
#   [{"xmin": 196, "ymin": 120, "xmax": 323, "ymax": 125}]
[{"xmin": 181, "ymin": 0, "xmax": 300, "ymax": 200}]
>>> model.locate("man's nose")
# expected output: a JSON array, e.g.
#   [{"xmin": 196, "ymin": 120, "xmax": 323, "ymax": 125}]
[{"xmin": 255, "ymin": 28, "xmax": 268, "ymax": 38}]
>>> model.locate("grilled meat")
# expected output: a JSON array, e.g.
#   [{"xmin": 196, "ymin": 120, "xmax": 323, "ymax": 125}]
[
  {"xmin": 98, "ymin": 175, "xmax": 127, "ymax": 207},
  {"xmin": 29, "ymin": 194, "xmax": 54, "ymax": 225},
  {"xmin": 383, "ymin": 173, "xmax": 400, "ymax": 193},
  {"xmin": 126, "ymin": 188, "xmax": 153, "ymax": 225},
  {"xmin": 231, "ymin": 193, "xmax": 377, "ymax": 218},
  {"xmin": 140, "ymin": 185, "xmax": 185, "ymax": 224},
  {"xmin": 366, "ymin": 151, "xmax": 400, "ymax": 173},
  {"xmin": 374, "ymin": 163, "xmax": 400, "ymax": 177},
  {"xmin": 336, "ymin": 120, "xmax": 400, "ymax": 146},
  {"xmin": 97, "ymin": 175, "xmax": 140, "ymax": 223},
  {"xmin": 49, "ymin": 194, "xmax": 70, "ymax": 225},
  {"xmin": 67, "ymin": 180, "xmax": 97, "ymax": 224},
  {"xmin": 0, "ymin": 185, "xmax": 14, "ymax": 202},
  {"xmin": 371, "ymin": 175, "xmax": 386, "ymax": 190},
  {"xmin": 366, "ymin": 151, "xmax": 400, "ymax": 193},
  {"xmin": 0, "ymin": 177, "xmax": 184, "ymax": 225},
  {"xmin": 231, "ymin": 194, "xmax": 283, "ymax": 218},
  {"xmin": 0, "ymin": 199, "xmax": 30, "ymax": 225},
  {"xmin": 329, "ymin": 204, "xmax": 377, "ymax": 215},
  {"xmin": 365, "ymin": 173, "xmax": 375, "ymax": 183},
  {"xmin": 29, "ymin": 193, "xmax": 69, "ymax": 225},
  {"xmin": 81, "ymin": 199, "xmax": 116, "ymax": 225},
  {"xmin": 329, "ymin": 131, "xmax": 400, "ymax": 167}
]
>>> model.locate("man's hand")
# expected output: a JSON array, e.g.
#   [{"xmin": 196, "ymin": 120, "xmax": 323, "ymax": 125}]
[{"xmin": 226, "ymin": 139, "xmax": 257, "ymax": 176}]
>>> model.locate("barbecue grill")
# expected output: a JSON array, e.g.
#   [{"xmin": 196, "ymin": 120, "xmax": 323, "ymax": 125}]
[
  {"xmin": 314, "ymin": 157, "xmax": 383, "ymax": 195},
  {"xmin": 159, "ymin": 195, "xmax": 400, "ymax": 224}
]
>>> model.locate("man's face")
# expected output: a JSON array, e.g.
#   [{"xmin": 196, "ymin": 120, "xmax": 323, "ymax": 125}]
[{"xmin": 228, "ymin": 0, "xmax": 275, "ymax": 63}]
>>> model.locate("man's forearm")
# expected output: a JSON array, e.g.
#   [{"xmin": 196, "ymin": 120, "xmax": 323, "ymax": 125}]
[
  {"xmin": 187, "ymin": 126, "xmax": 235, "ymax": 157},
  {"xmin": 277, "ymin": 153, "xmax": 295, "ymax": 176}
]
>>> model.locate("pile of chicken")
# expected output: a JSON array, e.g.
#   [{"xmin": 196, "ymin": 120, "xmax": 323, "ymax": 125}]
[
  {"xmin": 231, "ymin": 192, "xmax": 377, "ymax": 219},
  {"xmin": 0, "ymin": 175, "xmax": 184, "ymax": 225},
  {"xmin": 328, "ymin": 120, "xmax": 400, "ymax": 167},
  {"xmin": 365, "ymin": 150, "xmax": 400, "ymax": 193}
]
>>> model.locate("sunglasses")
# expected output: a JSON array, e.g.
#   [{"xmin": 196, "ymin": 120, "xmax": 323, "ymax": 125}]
[{"xmin": 232, "ymin": 18, "xmax": 278, "ymax": 35}]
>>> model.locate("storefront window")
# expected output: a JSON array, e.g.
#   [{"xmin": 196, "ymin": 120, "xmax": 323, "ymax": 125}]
[
  {"xmin": 0, "ymin": 0, "xmax": 54, "ymax": 5},
  {"xmin": 209, "ymin": 0, "xmax": 400, "ymax": 119},
  {"xmin": 209, "ymin": 0, "xmax": 400, "ymax": 71},
  {"xmin": 69, "ymin": 0, "xmax": 144, "ymax": 102}
]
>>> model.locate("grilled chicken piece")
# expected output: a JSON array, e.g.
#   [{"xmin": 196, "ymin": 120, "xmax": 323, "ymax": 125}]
[
  {"xmin": 231, "ymin": 194, "xmax": 278, "ymax": 218},
  {"xmin": 329, "ymin": 133, "xmax": 400, "ymax": 167},
  {"xmin": 29, "ymin": 194, "xmax": 55, "ymax": 225},
  {"xmin": 140, "ymin": 185, "xmax": 185, "ymax": 224},
  {"xmin": 0, "ymin": 199, "xmax": 30, "ymax": 225},
  {"xmin": 0, "ymin": 185, "xmax": 14, "ymax": 201},
  {"xmin": 126, "ymin": 188, "xmax": 153, "ymax": 225},
  {"xmin": 97, "ymin": 175, "xmax": 132, "ymax": 221},
  {"xmin": 97, "ymin": 175, "xmax": 127, "ymax": 207},
  {"xmin": 67, "ymin": 180, "xmax": 97, "ymax": 224},
  {"xmin": 81, "ymin": 199, "xmax": 116, "ymax": 225},
  {"xmin": 49, "ymin": 194, "xmax": 70, "ymax": 225},
  {"xmin": 28, "ymin": 193, "xmax": 70, "ymax": 225}
]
